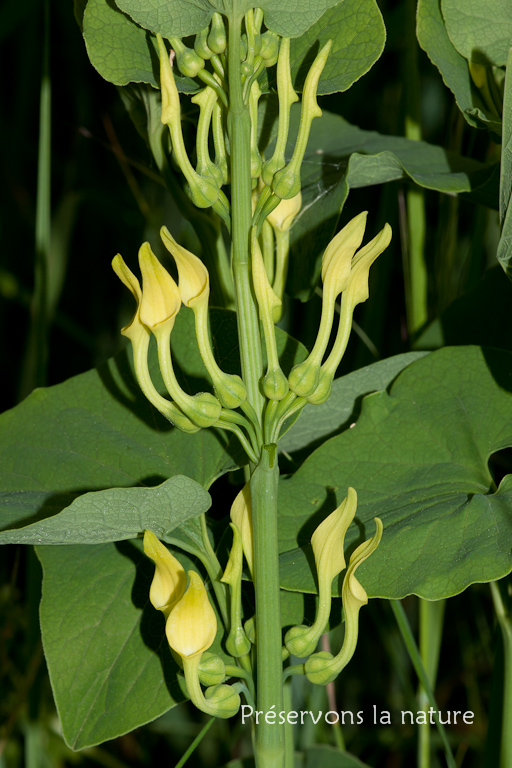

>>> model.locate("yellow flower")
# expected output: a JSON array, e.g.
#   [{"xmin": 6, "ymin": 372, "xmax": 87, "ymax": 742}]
[
  {"xmin": 111, "ymin": 255, "xmax": 200, "ymax": 434},
  {"xmin": 229, "ymin": 483, "xmax": 254, "ymax": 577},
  {"xmin": 285, "ymin": 489, "xmax": 357, "ymax": 658},
  {"xmin": 161, "ymin": 226, "xmax": 246, "ymax": 409},
  {"xmin": 288, "ymin": 212, "xmax": 367, "ymax": 398},
  {"xmin": 305, "ymin": 518, "xmax": 383, "ymax": 684},
  {"xmin": 143, "ymin": 530, "xmax": 187, "ymax": 619},
  {"xmin": 267, "ymin": 192, "xmax": 302, "ymax": 233},
  {"xmin": 138, "ymin": 242, "xmax": 181, "ymax": 333},
  {"xmin": 166, "ymin": 570, "xmax": 217, "ymax": 659}
]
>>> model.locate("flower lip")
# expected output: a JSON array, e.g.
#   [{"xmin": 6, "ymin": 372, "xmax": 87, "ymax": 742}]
[
  {"xmin": 138, "ymin": 242, "xmax": 181, "ymax": 331},
  {"xmin": 160, "ymin": 226, "xmax": 209, "ymax": 308},
  {"xmin": 165, "ymin": 570, "xmax": 217, "ymax": 659}
]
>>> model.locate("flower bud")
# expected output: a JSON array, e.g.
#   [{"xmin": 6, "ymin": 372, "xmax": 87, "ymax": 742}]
[
  {"xmin": 143, "ymin": 530, "xmax": 187, "ymax": 619},
  {"xmin": 204, "ymin": 683, "xmax": 241, "ymax": 718},
  {"xmin": 198, "ymin": 652, "xmax": 226, "ymax": 686},
  {"xmin": 208, "ymin": 13, "xmax": 227, "ymax": 54}
]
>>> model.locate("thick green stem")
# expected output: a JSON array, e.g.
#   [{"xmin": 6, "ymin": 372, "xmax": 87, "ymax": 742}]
[
  {"xmin": 490, "ymin": 580, "xmax": 512, "ymax": 768},
  {"xmin": 228, "ymin": 15, "xmax": 265, "ymax": 418},
  {"xmin": 403, "ymin": 0, "xmax": 427, "ymax": 336},
  {"xmin": 251, "ymin": 445, "xmax": 284, "ymax": 768},
  {"xmin": 418, "ymin": 599, "xmax": 446, "ymax": 768}
]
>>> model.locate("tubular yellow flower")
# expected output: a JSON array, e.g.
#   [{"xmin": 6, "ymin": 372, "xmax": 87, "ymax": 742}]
[
  {"xmin": 221, "ymin": 523, "xmax": 251, "ymax": 657},
  {"xmin": 230, "ymin": 482, "xmax": 254, "ymax": 577},
  {"xmin": 111, "ymin": 255, "xmax": 199, "ymax": 434},
  {"xmin": 267, "ymin": 192, "xmax": 302, "ymax": 234},
  {"xmin": 251, "ymin": 230, "xmax": 288, "ymax": 400},
  {"xmin": 138, "ymin": 242, "xmax": 221, "ymax": 429},
  {"xmin": 160, "ymin": 226, "xmax": 246, "ymax": 409},
  {"xmin": 139, "ymin": 242, "xmax": 181, "ymax": 333},
  {"xmin": 305, "ymin": 518, "xmax": 383, "ymax": 685},
  {"xmin": 143, "ymin": 530, "xmax": 186, "ymax": 619},
  {"xmin": 308, "ymin": 224, "xmax": 392, "ymax": 405},
  {"xmin": 166, "ymin": 571, "xmax": 241, "ymax": 719},
  {"xmin": 288, "ymin": 212, "xmax": 367, "ymax": 398},
  {"xmin": 166, "ymin": 570, "xmax": 217, "ymax": 659},
  {"xmin": 285, "ymin": 488, "xmax": 358, "ymax": 658}
]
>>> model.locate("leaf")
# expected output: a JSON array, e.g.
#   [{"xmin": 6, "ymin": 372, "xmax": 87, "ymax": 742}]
[
  {"xmin": 277, "ymin": 346, "xmax": 512, "ymax": 600},
  {"xmin": 498, "ymin": 49, "xmax": 512, "ymax": 277},
  {"xmin": 0, "ymin": 476, "xmax": 210, "ymax": 545},
  {"xmin": 280, "ymin": 108, "xmax": 498, "ymax": 299},
  {"xmin": 115, "ymin": 0, "xmax": 342, "ymax": 39},
  {"xmin": 38, "ymin": 541, "xmax": 184, "ymax": 749},
  {"xmin": 441, "ymin": 0, "xmax": 512, "ymax": 68},
  {"xmin": 280, "ymin": 352, "xmax": 428, "ymax": 459},
  {"xmin": 83, "ymin": 0, "xmax": 159, "ymax": 87},
  {"xmin": 288, "ymin": 0, "xmax": 386, "ymax": 95},
  {"xmin": 417, "ymin": 0, "xmax": 500, "ymax": 134},
  {"xmin": 0, "ymin": 307, "xmax": 305, "ymax": 529},
  {"xmin": 82, "ymin": 0, "xmax": 199, "ymax": 91}
]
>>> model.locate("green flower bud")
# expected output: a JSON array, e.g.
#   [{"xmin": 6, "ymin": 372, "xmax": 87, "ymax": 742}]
[
  {"xmin": 195, "ymin": 27, "xmax": 213, "ymax": 60},
  {"xmin": 244, "ymin": 616, "xmax": 256, "ymax": 644},
  {"xmin": 263, "ymin": 368, "xmax": 289, "ymax": 401},
  {"xmin": 306, "ymin": 369, "xmax": 333, "ymax": 405},
  {"xmin": 287, "ymin": 359, "xmax": 321, "ymax": 399},
  {"xmin": 225, "ymin": 626, "xmax": 252, "ymax": 658},
  {"xmin": 208, "ymin": 13, "xmax": 226, "ymax": 54},
  {"xmin": 170, "ymin": 37, "xmax": 205, "ymax": 78},
  {"xmin": 198, "ymin": 652, "xmax": 226, "ymax": 686},
  {"xmin": 259, "ymin": 31, "xmax": 279, "ymax": 64},
  {"xmin": 204, "ymin": 683, "xmax": 241, "ymax": 719}
]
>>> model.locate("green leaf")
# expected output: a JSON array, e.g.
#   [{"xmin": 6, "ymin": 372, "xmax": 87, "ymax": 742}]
[
  {"xmin": 0, "ymin": 476, "xmax": 210, "ymax": 545},
  {"xmin": 0, "ymin": 310, "xmax": 243, "ymax": 527},
  {"xmin": 83, "ymin": 0, "xmax": 160, "ymax": 87},
  {"xmin": 498, "ymin": 49, "xmax": 512, "ymax": 277},
  {"xmin": 281, "ymin": 108, "xmax": 498, "ymax": 299},
  {"xmin": 280, "ymin": 352, "xmax": 428, "ymax": 459},
  {"xmin": 38, "ymin": 540, "xmax": 184, "ymax": 749},
  {"xmin": 417, "ymin": 0, "xmax": 501, "ymax": 134},
  {"xmin": 115, "ymin": 0, "xmax": 341, "ymax": 39},
  {"xmin": 288, "ymin": 0, "xmax": 385, "ymax": 95},
  {"xmin": 82, "ymin": 0, "xmax": 198, "ymax": 91},
  {"xmin": 0, "ymin": 308, "xmax": 304, "ymax": 529},
  {"xmin": 441, "ymin": 0, "xmax": 512, "ymax": 67},
  {"xmin": 277, "ymin": 346, "xmax": 512, "ymax": 600}
]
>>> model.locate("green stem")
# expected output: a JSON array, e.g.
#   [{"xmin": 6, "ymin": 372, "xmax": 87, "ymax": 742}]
[
  {"xmin": 251, "ymin": 445, "xmax": 284, "ymax": 768},
  {"xmin": 490, "ymin": 580, "xmax": 512, "ymax": 768},
  {"xmin": 418, "ymin": 599, "xmax": 446, "ymax": 768},
  {"xmin": 228, "ymin": 15, "xmax": 265, "ymax": 419},
  {"xmin": 174, "ymin": 717, "xmax": 216, "ymax": 768},
  {"xmin": 403, "ymin": 0, "xmax": 427, "ymax": 336},
  {"xmin": 390, "ymin": 601, "xmax": 456, "ymax": 768}
]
